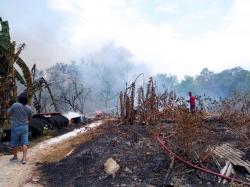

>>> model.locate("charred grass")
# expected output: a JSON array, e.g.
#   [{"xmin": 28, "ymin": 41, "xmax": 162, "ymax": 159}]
[{"xmin": 37, "ymin": 119, "xmax": 117, "ymax": 163}]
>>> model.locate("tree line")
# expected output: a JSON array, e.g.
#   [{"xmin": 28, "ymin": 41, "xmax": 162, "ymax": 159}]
[{"xmin": 155, "ymin": 67, "xmax": 250, "ymax": 98}]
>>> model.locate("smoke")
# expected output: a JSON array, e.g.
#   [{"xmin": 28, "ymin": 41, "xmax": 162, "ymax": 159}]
[
  {"xmin": 78, "ymin": 43, "xmax": 147, "ymax": 87},
  {"xmin": 0, "ymin": 0, "xmax": 70, "ymax": 69},
  {"xmin": 75, "ymin": 43, "xmax": 149, "ymax": 111},
  {"xmin": 43, "ymin": 43, "xmax": 149, "ymax": 113}
]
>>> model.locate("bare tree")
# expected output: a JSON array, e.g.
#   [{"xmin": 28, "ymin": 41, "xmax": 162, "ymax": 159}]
[
  {"xmin": 99, "ymin": 78, "xmax": 118, "ymax": 108},
  {"xmin": 60, "ymin": 77, "xmax": 91, "ymax": 113}
]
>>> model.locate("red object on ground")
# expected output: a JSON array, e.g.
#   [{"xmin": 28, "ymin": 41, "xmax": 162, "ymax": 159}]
[
  {"xmin": 95, "ymin": 110, "xmax": 103, "ymax": 117},
  {"xmin": 156, "ymin": 136, "xmax": 249, "ymax": 185}
]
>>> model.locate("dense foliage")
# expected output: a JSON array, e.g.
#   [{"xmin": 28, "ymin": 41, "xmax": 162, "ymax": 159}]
[{"xmin": 155, "ymin": 67, "xmax": 250, "ymax": 98}]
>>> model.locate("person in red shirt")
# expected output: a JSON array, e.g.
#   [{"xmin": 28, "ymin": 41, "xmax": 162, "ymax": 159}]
[{"xmin": 188, "ymin": 91, "xmax": 196, "ymax": 111}]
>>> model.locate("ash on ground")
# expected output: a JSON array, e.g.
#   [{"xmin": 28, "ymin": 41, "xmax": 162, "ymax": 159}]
[{"xmin": 38, "ymin": 122, "xmax": 227, "ymax": 187}]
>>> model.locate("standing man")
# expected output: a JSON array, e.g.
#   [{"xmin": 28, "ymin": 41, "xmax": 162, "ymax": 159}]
[
  {"xmin": 188, "ymin": 91, "xmax": 196, "ymax": 111},
  {"xmin": 7, "ymin": 93, "xmax": 32, "ymax": 164}
]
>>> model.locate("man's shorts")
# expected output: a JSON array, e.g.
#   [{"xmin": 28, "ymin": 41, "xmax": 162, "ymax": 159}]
[
  {"xmin": 190, "ymin": 105, "xmax": 196, "ymax": 110},
  {"xmin": 11, "ymin": 125, "xmax": 29, "ymax": 147}
]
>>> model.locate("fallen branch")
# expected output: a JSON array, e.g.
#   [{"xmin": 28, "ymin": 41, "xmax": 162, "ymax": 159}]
[
  {"xmin": 178, "ymin": 169, "xmax": 195, "ymax": 175},
  {"xmin": 156, "ymin": 136, "xmax": 250, "ymax": 185},
  {"xmin": 165, "ymin": 157, "xmax": 175, "ymax": 179},
  {"xmin": 64, "ymin": 147, "xmax": 76, "ymax": 158}
]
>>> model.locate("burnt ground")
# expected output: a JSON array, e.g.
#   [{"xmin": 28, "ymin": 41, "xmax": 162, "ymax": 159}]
[{"xmin": 37, "ymin": 122, "xmax": 230, "ymax": 187}]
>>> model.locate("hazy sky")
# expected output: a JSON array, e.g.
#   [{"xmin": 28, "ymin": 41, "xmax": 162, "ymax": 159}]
[{"xmin": 1, "ymin": 0, "xmax": 250, "ymax": 77}]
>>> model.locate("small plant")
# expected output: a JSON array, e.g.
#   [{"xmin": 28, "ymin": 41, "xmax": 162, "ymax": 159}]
[
  {"xmin": 219, "ymin": 94, "xmax": 250, "ymax": 147},
  {"xmin": 172, "ymin": 109, "xmax": 209, "ymax": 160}
]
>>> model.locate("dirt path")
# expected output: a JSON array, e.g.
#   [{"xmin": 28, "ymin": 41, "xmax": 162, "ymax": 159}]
[{"xmin": 0, "ymin": 120, "xmax": 103, "ymax": 187}]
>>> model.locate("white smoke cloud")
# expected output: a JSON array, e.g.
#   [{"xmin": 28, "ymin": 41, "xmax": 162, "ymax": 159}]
[
  {"xmin": 47, "ymin": 0, "xmax": 250, "ymax": 78},
  {"xmin": 155, "ymin": 2, "xmax": 178, "ymax": 13},
  {"xmin": 2, "ymin": 0, "xmax": 250, "ymax": 78}
]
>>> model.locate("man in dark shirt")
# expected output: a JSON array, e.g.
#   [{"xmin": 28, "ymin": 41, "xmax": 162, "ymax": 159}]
[{"xmin": 188, "ymin": 91, "xmax": 196, "ymax": 111}]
